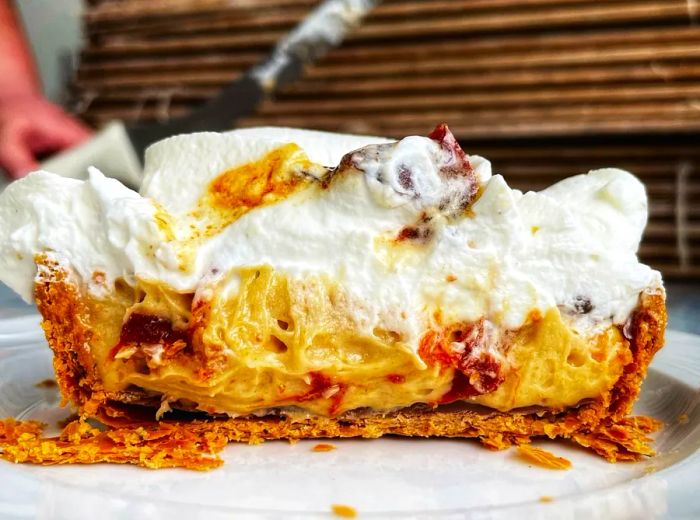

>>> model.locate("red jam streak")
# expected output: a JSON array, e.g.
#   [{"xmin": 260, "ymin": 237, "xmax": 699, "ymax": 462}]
[
  {"xmin": 419, "ymin": 319, "xmax": 504, "ymax": 403},
  {"xmin": 295, "ymin": 371, "xmax": 347, "ymax": 416},
  {"xmin": 427, "ymin": 123, "xmax": 472, "ymax": 177},
  {"xmin": 110, "ymin": 313, "xmax": 189, "ymax": 360}
]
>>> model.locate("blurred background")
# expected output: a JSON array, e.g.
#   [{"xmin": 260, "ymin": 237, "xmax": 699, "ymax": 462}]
[{"xmin": 2, "ymin": 0, "xmax": 699, "ymax": 330}]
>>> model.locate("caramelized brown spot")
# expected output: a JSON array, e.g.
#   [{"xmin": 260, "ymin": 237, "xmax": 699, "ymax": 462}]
[
  {"xmin": 186, "ymin": 144, "xmax": 319, "ymax": 241},
  {"xmin": 35, "ymin": 379, "xmax": 57, "ymax": 389},
  {"xmin": 527, "ymin": 309, "xmax": 543, "ymax": 323},
  {"xmin": 395, "ymin": 212, "xmax": 435, "ymax": 245},
  {"xmin": 210, "ymin": 144, "xmax": 307, "ymax": 210},
  {"xmin": 396, "ymin": 223, "xmax": 434, "ymax": 244},
  {"xmin": 446, "ymin": 274, "xmax": 457, "ymax": 282},
  {"xmin": 321, "ymin": 153, "xmax": 355, "ymax": 189}
]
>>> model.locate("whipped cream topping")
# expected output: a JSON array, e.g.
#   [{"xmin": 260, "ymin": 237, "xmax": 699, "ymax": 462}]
[
  {"xmin": 0, "ymin": 126, "xmax": 661, "ymax": 353},
  {"xmin": 351, "ymin": 136, "xmax": 478, "ymax": 213}
]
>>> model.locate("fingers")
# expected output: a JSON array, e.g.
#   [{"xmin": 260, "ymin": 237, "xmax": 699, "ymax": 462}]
[
  {"xmin": 30, "ymin": 103, "xmax": 92, "ymax": 152},
  {"xmin": 0, "ymin": 130, "xmax": 39, "ymax": 179},
  {"xmin": 0, "ymin": 99, "xmax": 92, "ymax": 179}
]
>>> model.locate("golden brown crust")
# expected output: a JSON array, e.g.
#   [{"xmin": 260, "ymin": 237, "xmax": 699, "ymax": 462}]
[
  {"xmin": 35, "ymin": 260, "xmax": 105, "ymax": 414},
  {"xmin": 27, "ymin": 260, "xmax": 667, "ymax": 469},
  {"xmin": 0, "ymin": 417, "xmax": 225, "ymax": 470}
]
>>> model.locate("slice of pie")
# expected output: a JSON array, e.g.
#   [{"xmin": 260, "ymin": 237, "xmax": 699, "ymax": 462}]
[{"xmin": 0, "ymin": 124, "xmax": 665, "ymax": 468}]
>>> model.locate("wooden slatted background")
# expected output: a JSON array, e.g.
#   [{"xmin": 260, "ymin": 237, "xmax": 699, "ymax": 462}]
[{"xmin": 73, "ymin": 0, "xmax": 700, "ymax": 278}]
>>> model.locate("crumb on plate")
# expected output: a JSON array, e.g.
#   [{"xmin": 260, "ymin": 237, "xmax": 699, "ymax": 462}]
[
  {"xmin": 331, "ymin": 504, "xmax": 357, "ymax": 518},
  {"xmin": 312, "ymin": 443, "xmax": 336, "ymax": 452},
  {"xmin": 517, "ymin": 445, "xmax": 572, "ymax": 470}
]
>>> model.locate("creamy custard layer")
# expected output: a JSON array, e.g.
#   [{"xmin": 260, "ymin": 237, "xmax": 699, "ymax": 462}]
[{"xmin": 85, "ymin": 267, "xmax": 630, "ymax": 417}]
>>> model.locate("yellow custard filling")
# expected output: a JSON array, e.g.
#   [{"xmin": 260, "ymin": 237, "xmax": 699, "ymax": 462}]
[{"xmin": 84, "ymin": 266, "xmax": 630, "ymax": 417}]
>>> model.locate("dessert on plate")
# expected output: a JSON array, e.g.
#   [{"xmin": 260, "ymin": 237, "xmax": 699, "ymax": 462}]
[{"xmin": 0, "ymin": 124, "xmax": 665, "ymax": 469}]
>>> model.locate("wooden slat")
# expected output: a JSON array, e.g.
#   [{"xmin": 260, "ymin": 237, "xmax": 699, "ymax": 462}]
[
  {"xmin": 279, "ymin": 62, "xmax": 700, "ymax": 97},
  {"xmin": 484, "ymin": 165, "xmax": 700, "ymax": 178},
  {"xmin": 74, "ymin": 61, "xmax": 700, "ymax": 94},
  {"xmin": 349, "ymin": 1, "xmax": 693, "ymax": 42},
  {"xmin": 326, "ymin": 26, "xmax": 700, "ymax": 63},
  {"xmin": 81, "ymin": 31, "xmax": 284, "ymax": 56},
  {"xmin": 650, "ymin": 266, "xmax": 700, "ymax": 278},
  {"xmin": 86, "ymin": 0, "xmax": 316, "ymax": 24},
  {"xmin": 468, "ymin": 143, "xmax": 700, "ymax": 159},
  {"xmin": 87, "ymin": 6, "xmax": 309, "ymax": 38},
  {"xmin": 254, "ymin": 84, "xmax": 700, "ymax": 115},
  {"xmin": 86, "ymin": 110, "xmax": 699, "ymax": 140},
  {"xmin": 85, "ymin": 0, "xmax": 592, "ymax": 25},
  {"xmin": 640, "ymin": 244, "xmax": 682, "ymax": 257},
  {"xmin": 304, "ymin": 43, "xmax": 700, "ymax": 79},
  {"xmin": 88, "ymin": 97, "xmax": 700, "ymax": 123},
  {"xmin": 238, "ymin": 99, "xmax": 700, "ymax": 131},
  {"xmin": 80, "ymin": 25, "xmax": 700, "ymax": 67}
]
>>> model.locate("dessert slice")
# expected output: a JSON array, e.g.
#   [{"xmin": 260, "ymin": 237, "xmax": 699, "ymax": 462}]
[{"xmin": 0, "ymin": 125, "xmax": 665, "ymax": 468}]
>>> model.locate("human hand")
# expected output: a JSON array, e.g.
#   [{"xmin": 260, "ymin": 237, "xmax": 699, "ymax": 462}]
[{"xmin": 0, "ymin": 95, "xmax": 91, "ymax": 179}]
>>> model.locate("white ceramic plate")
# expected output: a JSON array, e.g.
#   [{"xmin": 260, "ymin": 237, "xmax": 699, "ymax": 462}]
[{"xmin": 0, "ymin": 313, "xmax": 698, "ymax": 520}]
